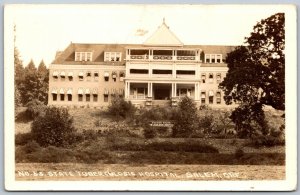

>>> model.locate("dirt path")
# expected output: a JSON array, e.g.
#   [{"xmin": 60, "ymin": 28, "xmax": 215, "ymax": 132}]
[{"xmin": 16, "ymin": 163, "xmax": 285, "ymax": 181}]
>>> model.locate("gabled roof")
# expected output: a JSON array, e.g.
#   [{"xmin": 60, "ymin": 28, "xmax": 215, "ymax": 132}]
[{"xmin": 143, "ymin": 19, "xmax": 183, "ymax": 46}]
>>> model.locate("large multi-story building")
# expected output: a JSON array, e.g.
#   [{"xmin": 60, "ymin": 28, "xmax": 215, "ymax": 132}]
[{"xmin": 48, "ymin": 20, "xmax": 236, "ymax": 109}]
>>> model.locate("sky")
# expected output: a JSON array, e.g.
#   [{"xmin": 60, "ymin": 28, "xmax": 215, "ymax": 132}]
[{"xmin": 7, "ymin": 4, "xmax": 287, "ymax": 66}]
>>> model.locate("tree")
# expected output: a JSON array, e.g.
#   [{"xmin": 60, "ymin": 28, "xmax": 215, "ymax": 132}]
[
  {"xmin": 31, "ymin": 107, "xmax": 75, "ymax": 147},
  {"xmin": 219, "ymin": 13, "xmax": 285, "ymax": 137},
  {"xmin": 19, "ymin": 60, "xmax": 39, "ymax": 105},
  {"xmin": 37, "ymin": 60, "xmax": 49, "ymax": 104},
  {"xmin": 18, "ymin": 59, "xmax": 49, "ymax": 105},
  {"xmin": 172, "ymin": 96, "xmax": 198, "ymax": 137}
]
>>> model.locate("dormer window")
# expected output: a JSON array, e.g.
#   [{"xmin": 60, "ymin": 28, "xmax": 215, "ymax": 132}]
[
  {"xmin": 205, "ymin": 54, "xmax": 223, "ymax": 63},
  {"xmin": 104, "ymin": 52, "xmax": 122, "ymax": 62},
  {"xmin": 75, "ymin": 52, "xmax": 93, "ymax": 62}
]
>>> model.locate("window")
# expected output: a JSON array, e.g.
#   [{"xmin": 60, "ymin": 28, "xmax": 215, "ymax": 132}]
[
  {"xmin": 211, "ymin": 55, "xmax": 216, "ymax": 63},
  {"xmin": 201, "ymin": 92, "xmax": 206, "ymax": 104},
  {"xmin": 67, "ymin": 89, "xmax": 72, "ymax": 101},
  {"xmin": 86, "ymin": 52, "xmax": 92, "ymax": 61},
  {"xmin": 130, "ymin": 69, "xmax": 148, "ymax": 74},
  {"xmin": 75, "ymin": 52, "xmax": 93, "ymax": 61},
  {"xmin": 78, "ymin": 94, "xmax": 83, "ymax": 102},
  {"xmin": 112, "ymin": 72, "xmax": 117, "ymax": 82},
  {"xmin": 104, "ymin": 72, "xmax": 109, "ymax": 81},
  {"xmin": 201, "ymin": 73, "xmax": 206, "ymax": 83},
  {"xmin": 68, "ymin": 72, "xmax": 73, "ymax": 81},
  {"xmin": 176, "ymin": 70, "xmax": 195, "ymax": 75},
  {"xmin": 68, "ymin": 94, "xmax": 72, "ymax": 101},
  {"xmin": 52, "ymin": 94, "xmax": 57, "ymax": 101},
  {"xmin": 60, "ymin": 71, "xmax": 66, "ymax": 81},
  {"xmin": 53, "ymin": 71, "xmax": 59, "ymax": 81},
  {"xmin": 216, "ymin": 54, "xmax": 222, "ymax": 63},
  {"xmin": 209, "ymin": 73, "xmax": 214, "ymax": 83},
  {"xmin": 216, "ymin": 73, "xmax": 222, "ymax": 83},
  {"xmin": 94, "ymin": 72, "xmax": 99, "ymax": 81},
  {"xmin": 209, "ymin": 90, "xmax": 214, "ymax": 104},
  {"xmin": 119, "ymin": 72, "xmax": 125, "ymax": 82},
  {"xmin": 93, "ymin": 94, "xmax": 98, "ymax": 102},
  {"xmin": 216, "ymin": 91, "xmax": 221, "ymax": 104},
  {"xmin": 86, "ymin": 94, "xmax": 90, "ymax": 102},
  {"xmin": 104, "ymin": 52, "xmax": 122, "ymax": 62},
  {"xmin": 153, "ymin": 70, "xmax": 172, "ymax": 74},
  {"xmin": 60, "ymin": 94, "xmax": 65, "ymax": 101},
  {"xmin": 205, "ymin": 54, "xmax": 223, "ymax": 63},
  {"xmin": 86, "ymin": 71, "xmax": 91, "ymax": 81},
  {"xmin": 78, "ymin": 72, "xmax": 84, "ymax": 81},
  {"xmin": 104, "ymin": 95, "xmax": 109, "ymax": 102}
]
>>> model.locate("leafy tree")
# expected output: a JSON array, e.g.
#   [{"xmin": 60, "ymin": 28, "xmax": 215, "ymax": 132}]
[
  {"xmin": 107, "ymin": 97, "xmax": 136, "ymax": 119},
  {"xmin": 31, "ymin": 107, "xmax": 75, "ymax": 147},
  {"xmin": 219, "ymin": 13, "xmax": 285, "ymax": 137},
  {"xmin": 172, "ymin": 96, "xmax": 198, "ymax": 137}
]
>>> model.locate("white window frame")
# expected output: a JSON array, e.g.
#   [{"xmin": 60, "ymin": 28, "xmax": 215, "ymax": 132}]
[
  {"xmin": 205, "ymin": 54, "xmax": 223, "ymax": 63},
  {"xmin": 75, "ymin": 52, "xmax": 93, "ymax": 62},
  {"xmin": 104, "ymin": 52, "xmax": 122, "ymax": 62}
]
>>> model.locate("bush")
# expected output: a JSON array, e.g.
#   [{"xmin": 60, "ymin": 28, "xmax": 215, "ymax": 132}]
[
  {"xmin": 198, "ymin": 114, "xmax": 214, "ymax": 134},
  {"xmin": 15, "ymin": 133, "xmax": 33, "ymax": 145},
  {"xmin": 25, "ymin": 99, "xmax": 47, "ymax": 119},
  {"xmin": 108, "ymin": 97, "xmax": 136, "ymax": 119},
  {"xmin": 172, "ymin": 96, "xmax": 199, "ymax": 137},
  {"xmin": 31, "ymin": 107, "xmax": 76, "ymax": 147},
  {"xmin": 249, "ymin": 134, "xmax": 285, "ymax": 148},
  {"xmin": 143, "ymin": 126, "xmax": 156, "ymax": 139},
  {"xmin": 235, "ymin": 148, "xmax": 245, "ymax": 159}
]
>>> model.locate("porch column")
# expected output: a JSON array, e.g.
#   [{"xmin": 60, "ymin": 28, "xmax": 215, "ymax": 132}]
[
  {"xmin": 194, "ymin": 82, "xmax": 199, "ymax": 100},
  {"xmin": 151, "ymin": 82, "xmax": 153, "ymax": 97},
  {"xmin": 126, "ymin": 81, "xmax": 130, "ymax": 99},
  {"xmin": 174, "ymin": 83, "xmax": 177, "ymax": 97},
  {"xmin": 147, "ymin": 82, "xmax": 152, "ymax": 97}
]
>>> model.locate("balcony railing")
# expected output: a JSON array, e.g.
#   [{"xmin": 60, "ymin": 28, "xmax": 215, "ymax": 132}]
[
  {"xmin": 153, "ymin": 55, "xmax": 173, "ymax": 60},
  {"xmin": 129, "ymin": 94, "xmax": 147, "ymax": 99},
  {"xmin": 127, "ymin": 55, "xmax": 199, "ymax": 61},
  {"xmin": 177, "ymin": 56, "xmax": 196, "ymax": 60},
  {"xmin": 130, "ymin": 55, "xmax": 149, "ymax": 60}
]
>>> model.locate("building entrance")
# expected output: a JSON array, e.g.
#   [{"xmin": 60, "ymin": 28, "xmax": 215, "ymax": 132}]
[{"xmin": 153, "ymin": 83, "xmax": 171, "ymax": 100}]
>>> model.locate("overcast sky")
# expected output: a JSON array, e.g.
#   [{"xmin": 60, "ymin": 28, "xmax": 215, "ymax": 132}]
[{"xmin": 8, "ymin": 4, "xmax": 286, "ymax": 66}]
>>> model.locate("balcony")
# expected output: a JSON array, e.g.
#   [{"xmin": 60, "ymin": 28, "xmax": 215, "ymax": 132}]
[
  {"xmin": 177, "ymin": 56, "xmax": 196, "ymax": 61},
  {"xmin": 153, "ymin": 55, "xmax": 173, "ymax": 60},
  {"xmin": 130, "ymin": 55, "xmax": 149, "ymax": 60}
]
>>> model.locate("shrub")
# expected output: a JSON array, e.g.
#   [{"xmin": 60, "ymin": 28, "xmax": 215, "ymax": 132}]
[
  {"xmin": 143, "ymin": 126, "xmax": 156, "ymax": 139},
  {"xmin": 25, "ymin": 99, "xmax": 47, "ymax": 119},
  {"xmin": 230, "ymin": 104, "xmax": 269, "ymax": 138},
  {"xmin": 198, "ymin": 114, "xmax": 214, "ymax": 134},
  {"xmin": 249, "ymin": 134, "xmax": 285, "ymax": 148},
  {"xmin": 235, "ymin": 148, "xmax": 245, "ymax": 159},
  {"xmin": 108, "ymin": 97, "xmax": 135, "ymax": 119},
  {"xmin": 172, "ymin": 96, "xmax": 199, "ymax": 137},
  {"xmin": 31, "ymin": 107, "xmax": 76, "ymax": 147},
  {"xmin": 15, "ymin": 133, "xmax": 33, "ymax": 146}
]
